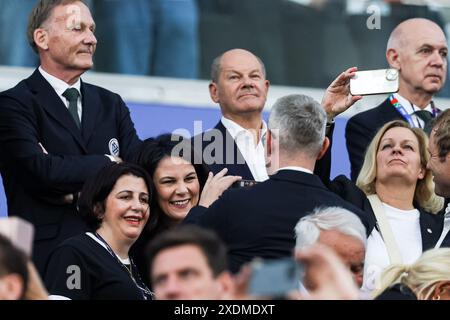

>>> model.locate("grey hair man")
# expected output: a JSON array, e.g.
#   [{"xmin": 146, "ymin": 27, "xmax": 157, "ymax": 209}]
[
  {"xmin": 184, "ymin": 94, "xmax": 367, "ymax": 274},
  {"xmin": 265, "ymin": 94, "xmax": 329, "ymax": 175},
  {"xmin": 295, "ymin": 206, "xmax": 366, "ymax": 288}
]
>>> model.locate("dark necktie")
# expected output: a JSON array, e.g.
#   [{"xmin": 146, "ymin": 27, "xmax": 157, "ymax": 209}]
[
  {"xmin": 413, "ymin": 110, "xmax": 433, "ymax": 135},
  {"xmin": 62, "ymin": 88, "xmax": 81, "ymax": 128}
]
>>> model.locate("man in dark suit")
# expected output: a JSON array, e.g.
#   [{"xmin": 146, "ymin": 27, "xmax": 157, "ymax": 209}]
[
  {"xmin": 185, "ymin": 94, "xmax": 368, "ymax": 273},
  {"xmin": 346, "ymin": 18, "xmax": 448, "ymax": 181},
  {"xmin": 0, "ymin": 0, "xmax": 141, "ymax": 275},
  {"xmin": 428, "ymin": 109, "xmax": 450, "ymax": 248},
  {"xmin": 196, "ymin": 48, "xmax": 361, "ymax": 182},
  {"xmin": 193, "ymin": 49, "xmax": 270, "ymax": 181}
]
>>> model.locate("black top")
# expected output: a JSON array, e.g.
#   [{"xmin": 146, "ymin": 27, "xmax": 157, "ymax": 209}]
[{"xmin": 44, "ymin": 233, "xmax": 152, "ymax": 300}]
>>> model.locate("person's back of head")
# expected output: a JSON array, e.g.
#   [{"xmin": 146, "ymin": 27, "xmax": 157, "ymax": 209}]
[
  {"xmin": 0, "ymin": 234, "xmax": 29, "ymax": 300},
  {"xmin": 295, "ymin": 206, "xmax": 366, "ymax": 287},
  {"xmin": 146, "ymin": 225, "xmax": 233, "ymax": 300},
  {"xmin": 374, "ymin": 248, "xmax": 450, "ymax": 300},
  {"xmin": 268, "ymin": 94, "xmax": 327, "ymax": 164}
]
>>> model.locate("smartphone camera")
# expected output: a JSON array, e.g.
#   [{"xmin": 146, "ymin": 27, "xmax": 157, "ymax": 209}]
[
  {"xmin": 232, "ymin": 179, "xmax": 258, "ymax": 188},
  {"xmin": 385, "ymin": 68, "xmax": 398, "ymax": 81}
]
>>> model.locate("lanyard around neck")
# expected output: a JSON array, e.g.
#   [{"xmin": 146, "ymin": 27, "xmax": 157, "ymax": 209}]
[
  {"xmin": 94, "ymin": 232, "xmax": 153, "ymax": 300},
  {"xmin": 389, "ymin": 95, "xmax": 439, "ymax": 127}
]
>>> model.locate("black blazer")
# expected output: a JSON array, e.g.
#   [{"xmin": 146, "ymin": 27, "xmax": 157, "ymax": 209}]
[
  {"xmin": 184, "ymin": 170, "xmax": 368, "ymax": 273},
  {"xmin": 193, "ymin": 120, "xmax": 254, "ymax": 179},
  {"xmin": 327, "ymin": 175, "xmax": 443, "ymax": 251},
  {"xmin": 345, "ymin": 98, "xmax": 405, "ymax": 181},
  {"xmin": 0, "ymin": 69, "xmax": 141, "ymax": 273}
]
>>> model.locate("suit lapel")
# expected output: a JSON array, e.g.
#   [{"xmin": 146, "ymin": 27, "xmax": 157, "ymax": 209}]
[
  {"xmin": 379, "ymin": 98, "xmax": 405, "ymax": 123},
  {"xmin": 26, "ymin": 69, "xmax": 86, "ymax": 152},
  {"xmin": 80, "ymin": 81, "xmax": 101, "ymax": 145},
  {"xmin": 215, "ymin": 121, "xmax": 254, "ymax": 179}
]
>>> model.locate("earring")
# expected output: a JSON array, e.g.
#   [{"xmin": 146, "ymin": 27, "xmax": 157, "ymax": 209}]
[{"xmin": 432, "ymin": 294, "xmax": 441, "ymax": 300}]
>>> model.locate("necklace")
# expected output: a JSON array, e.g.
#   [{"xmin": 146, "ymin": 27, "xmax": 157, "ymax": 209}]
[{"xmin": 94, "ymin": 232, "xmax": 154, "ymax": 300}]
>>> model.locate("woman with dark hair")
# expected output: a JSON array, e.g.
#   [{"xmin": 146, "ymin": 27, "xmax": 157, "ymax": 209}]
[
  {"xmin": 132, "ymin": 134, "xmax": 240, "ymax": 285},
  {"xmin": 134, "ymin": 134, "xmax": 240, "ymax": 233},
  {"xmin": 44, "ymin": 162, "xmax": 154, "ymax": 300}
]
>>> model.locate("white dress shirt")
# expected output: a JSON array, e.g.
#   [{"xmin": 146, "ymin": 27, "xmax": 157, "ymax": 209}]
[
  {"xmin": 221, "ymin": 117, "xmax": 269, "ymax": 182},
  {"xmin": 39, "ymin": 66, "xmax": 82, "ymax": 120},
  {"xmin": 393, "ymin": 93, "xmax": 434, "ymax": 129}
]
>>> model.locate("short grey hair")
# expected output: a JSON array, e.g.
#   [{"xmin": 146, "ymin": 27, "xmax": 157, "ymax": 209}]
[
  {"xmin": 210, "ymin": 52, "xmax": 266, "ymax": 83},
  {"xmin": 269, "ymin": 94, "xmax": 326, "ymax": 157},
  {"xmin": 294, "ymin": 206, "xmax": 367, "ymax": 249}
]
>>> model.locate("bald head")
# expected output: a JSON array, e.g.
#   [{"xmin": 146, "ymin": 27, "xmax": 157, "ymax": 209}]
[
  {"xmin": 385, "ymin": 18, "xmax": 448, "ymax": 102},
  {"xmin": 387, "ymin": 18, "xmax": 446, "ymax": 52},
  {"xmin": 211, "ymin": 49, "xmax": 266, "ymax": 83}
]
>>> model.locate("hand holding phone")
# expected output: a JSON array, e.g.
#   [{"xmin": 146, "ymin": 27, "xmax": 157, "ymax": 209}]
[{"xmin": 350, "ymin": 68, "xmax": 399, "ymax": 96}]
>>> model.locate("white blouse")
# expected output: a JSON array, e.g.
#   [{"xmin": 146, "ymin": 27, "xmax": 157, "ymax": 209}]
[{"xmin": 362, "ymin": 202, "xmax": 422, "ymax": 293}]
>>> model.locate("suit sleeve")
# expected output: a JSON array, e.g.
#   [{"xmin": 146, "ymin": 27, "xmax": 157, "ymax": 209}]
[
  {"xmin": 183, "ymin": 193, "xmax": 231, "ymax": 243},
  {"xmin": 0, "ymin": 95, "xmax": 111, "ymax": 196},
  {"xmin": 115, "ymin": 96, "xmax": 142, "ymax": 161},
  {"xmin": 345, "ymin": 116, "xmax": 371, "ymax": 182}
]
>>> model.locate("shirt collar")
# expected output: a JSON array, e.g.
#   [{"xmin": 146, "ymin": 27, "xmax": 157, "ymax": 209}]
[
  {"xmin": 393, "ymin": 93, "xmax": 433, "ymax": 114},
  {"xmin": 220, "ymin": 116, "xmax": 267, "ymax": 141},
  {"xmin": 38, "ymin": 66, "xmax": 81, "ymax": 98},
  {"xmin": 276, "ymin": 166, "xmax": 313, "ymax": 175}
]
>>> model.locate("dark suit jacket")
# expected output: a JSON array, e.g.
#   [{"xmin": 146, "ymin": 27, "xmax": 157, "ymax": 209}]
[
  {"xmin": 192, "ymin": 120, "xmax": 331, "ymax": 182},
  {"xmin": 0, "ymin": 69, "xmax": 141, "ymax": 273},
  {"xmin": 345, "ymin": 98, "xmax": 405, "ymax": 181},
  {"xmin": 327, "ymin": 175, "xmax": 443, "ymax": 251},
  {"xmin": 193, "ymin": 120, "xmax": 254, "ymax": 179},
  {"xmin": 183, "ymin": 170, "xmax": 368, "ymax": 273}
]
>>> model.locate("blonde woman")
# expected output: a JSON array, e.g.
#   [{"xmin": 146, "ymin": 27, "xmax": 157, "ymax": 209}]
[
  {"xmin": 374, "ymin": 248, "xmax": 450, "ymax": 300},
  {"xmin": 326, "ymin": 120, "xmax": 444, "ymax": 293}
]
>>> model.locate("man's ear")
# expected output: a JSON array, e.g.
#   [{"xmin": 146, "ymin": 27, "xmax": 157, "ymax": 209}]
[
  {"xmin": 216, "ymin": 271, "xmax": 235, "ymax": 299},
  {"xmin": 386, "ymin": 48, "xmax": 401, "ymax": 70},
  {"xmin": 209, "ymin": 82, "xmax": 220, "ymax": 103},
  {"xmin": 317, "ymin": 137, "xmax": 330, "ymax": 160},
  {"xmin": 34, "ymin": 28, "xmax": 49, "ymax": 51}
]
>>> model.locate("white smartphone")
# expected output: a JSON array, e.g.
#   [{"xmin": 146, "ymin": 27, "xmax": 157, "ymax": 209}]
[{"xmin": 350, "ymin": 68, "xmax": 399, "ymax": 96}]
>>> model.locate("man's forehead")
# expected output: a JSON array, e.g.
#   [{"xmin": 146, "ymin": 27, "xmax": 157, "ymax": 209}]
[
  {"xmin": 404, "ymin": 28, "xmax": 447, "ymax": 49},
  {"xmin": 51, "ymin": 2, "xmax": 93, "ymax": 23}
]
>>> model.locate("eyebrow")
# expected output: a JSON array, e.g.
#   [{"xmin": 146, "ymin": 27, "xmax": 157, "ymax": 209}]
[{"xmin": 117, "ymin": 190, "xmax": 148, "ymax": 196}]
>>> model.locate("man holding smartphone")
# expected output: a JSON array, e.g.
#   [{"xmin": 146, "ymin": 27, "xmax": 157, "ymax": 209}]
[{"xmin": 346, "ymin": 18, "xmax": 448, "ymax": 181}]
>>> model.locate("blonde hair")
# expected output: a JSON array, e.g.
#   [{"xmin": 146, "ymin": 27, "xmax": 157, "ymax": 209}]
[
  {"xmin": 356, "ymin": 120, "xmax": 443, "ymax": 213},
  {"xmin": 373, "ymin": 248, "xmax": 450, "ymax": 299}
]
